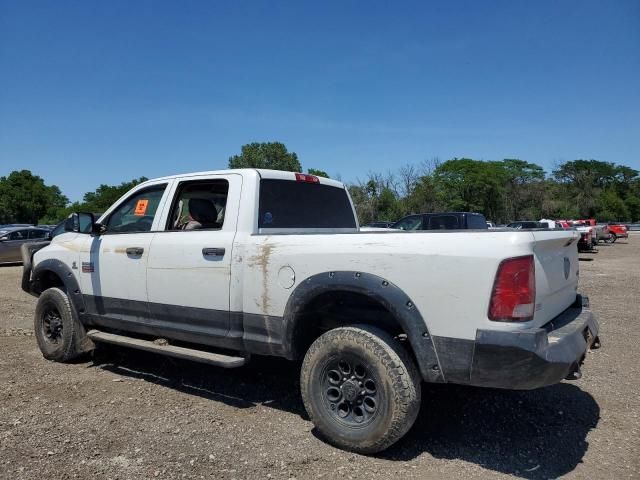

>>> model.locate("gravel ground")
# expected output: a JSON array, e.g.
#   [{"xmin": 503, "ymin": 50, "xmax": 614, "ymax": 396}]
[{"xmin": 1, "ymin": 238, "xmax": 639, "ymax": 479}]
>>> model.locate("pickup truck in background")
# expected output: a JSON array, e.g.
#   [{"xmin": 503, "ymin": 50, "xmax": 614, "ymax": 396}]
[
  {"xmin": 21, "ymin": 169, "xmax": 600, "ymax": 453},
  {"xmin": 576, "ymin": 219, "xmax": 610, "ymax": 245}
]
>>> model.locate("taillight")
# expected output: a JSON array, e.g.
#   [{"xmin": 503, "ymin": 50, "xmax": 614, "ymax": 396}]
[
  {"xmin": 295, "ymin": 173, "xmax": 320, "ymax": 183},
  {"xmin": 488, "ymin": 255, "xmax": 536, "ymax": 322}
]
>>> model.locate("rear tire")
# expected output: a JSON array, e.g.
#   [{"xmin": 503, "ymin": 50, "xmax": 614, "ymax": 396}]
[
  {"xmin": 610, "ymin": 233, "xmax": 617, "ymax": 243},
  {"xmin": 300, "ymin": 325, "xmax": 421, "ymax": 454},
  {"xmin": 34, "ymin": 287, "xmax": 90, "ymax": 362}
]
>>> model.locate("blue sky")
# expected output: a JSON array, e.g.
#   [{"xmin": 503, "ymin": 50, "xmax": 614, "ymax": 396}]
[{"xmin": 1, "ymin": 0, "xmax": 639, "ymax": 201}]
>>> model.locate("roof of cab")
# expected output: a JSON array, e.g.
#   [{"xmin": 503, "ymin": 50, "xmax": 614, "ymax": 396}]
[{"xmin": 143, "ymin": 168, "xmax": 346, "ymax": 189}]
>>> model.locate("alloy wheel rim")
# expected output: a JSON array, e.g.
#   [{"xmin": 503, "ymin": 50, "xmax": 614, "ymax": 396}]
[
  {"xmin": 42, "ymin": 307, "xmax": 63, "ymax": 344},
  {"xmin": 321, "ymin": 356, "xmax": 380, "ymax": 427}
]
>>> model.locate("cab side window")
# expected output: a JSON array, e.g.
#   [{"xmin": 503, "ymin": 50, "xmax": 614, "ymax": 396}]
[
  {"xmin": 9, "ymin": 230, "xmax": 27, "ymax": 240},
  {"xmin": 166, "ymin": 180, "xmax": 229, "ymax": 231},
  {"xmin": 28, "ymin": 229, "xmax": 48, "ymax": 239},
  {"xmin": 105, "ymin": 185, "xmax": 167, "ymax": 233},
  {"xmin": 394, "ymin": 215, "xmax": 423, "ymax": 231}
]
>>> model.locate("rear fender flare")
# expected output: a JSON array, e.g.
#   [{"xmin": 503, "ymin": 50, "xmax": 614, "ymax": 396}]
[{"xmin": 282, "ymin": 270, "xmax": 444, "ymax": 383}]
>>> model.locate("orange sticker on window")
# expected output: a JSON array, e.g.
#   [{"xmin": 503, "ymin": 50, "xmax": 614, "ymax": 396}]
[{"xmin": 134, "ymin": 199, "xmax": 149, "ymax": 216}]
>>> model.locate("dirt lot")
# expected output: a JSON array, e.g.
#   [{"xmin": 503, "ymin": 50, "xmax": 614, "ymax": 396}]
[{"xmin": 1, "ymin": 238, "xmax": 639, "ymax": 480}]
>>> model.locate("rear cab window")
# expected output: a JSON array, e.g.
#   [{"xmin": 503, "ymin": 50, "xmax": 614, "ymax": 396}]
[
  {"xmin": 258, "ymin": 178, "xmax": 357, "ymax": 231},
  {"xmin": 28, "ymin": 229, "xmax": 48, "ymax": 239}
]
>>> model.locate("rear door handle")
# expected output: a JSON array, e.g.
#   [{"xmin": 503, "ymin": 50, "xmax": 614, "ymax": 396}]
[
  {"xmin": 126, "ymin": 247, "xmax": 144, "ymax": 256},
  {"xmin": 202, "ymin": 247, "xmax": 225, "ymax": 257}
]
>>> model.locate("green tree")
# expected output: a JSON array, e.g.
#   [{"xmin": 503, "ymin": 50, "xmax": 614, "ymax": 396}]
[
  {"xmin": 228, "ymin": 142, "xmax": 302, "ymax": 172},
  {"xmin": 624, "ymin": 192, "xmax": 640, "ymax": 222},
  {"xmin": 596, "ymin": 189, "xmax": 629, "ymax": 221},
  {"xmin": 501, "ymin": 159, "xmax": 546, "ymax": 221},
  {"xmin": 307, "ymin": 168, "xmax": 330, "ymax": 178},
  {"xmin": 53, "ymin": 177, "xmax": 149, "ymax": 222},
  {"xmin": 0, "ymin": 170, "xmax": 68, "ymax": 224},
  {"xmin": 432, "ymin": 158, "xmax": 509, "ymax": 222},
  {"xmin": 80, "ymin": 177, "xmax": 148, "ymax": 212},
  {"xmin": 404, "ymin": 175, "xmax": 441, "ymax": 215},
  {"xmin": 552, "ymin": 159, "xmax": 620, "ymax": 217}
]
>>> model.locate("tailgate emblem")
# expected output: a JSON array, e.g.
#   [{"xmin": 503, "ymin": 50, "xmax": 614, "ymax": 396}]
[{"xmin": 563, "ymin": 257, "xmax": 570, "ymax": 279}]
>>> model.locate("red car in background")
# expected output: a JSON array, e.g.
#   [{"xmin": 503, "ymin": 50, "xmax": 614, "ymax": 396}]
[{"xmin": 607, "ymin": 223, "xmax": 628, "ymax": 242}]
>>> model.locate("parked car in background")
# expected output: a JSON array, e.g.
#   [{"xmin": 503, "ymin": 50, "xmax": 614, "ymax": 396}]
[
  {"xmin": 507, "ymin": 221, "xmax": 548, "ymax": 229},
  {"xmin": 627, "ymin": 223, "xmax": 640, "ymax": 232},
  {"xmin": 607, "ymin": 223, "xmax": 629, "ymax": 242},
  {"xmin": 392, "ymin": 212, "xmax": 488, "ymax": 230},
  {"xmin": 0, "ymin": 227, "xmax": 51, "ymax": 264}
]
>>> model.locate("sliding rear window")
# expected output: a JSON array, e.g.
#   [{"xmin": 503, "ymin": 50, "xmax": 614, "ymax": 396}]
[{"xmin": 258, "ymin": 179, "xmax": 356, "ymax": 229}]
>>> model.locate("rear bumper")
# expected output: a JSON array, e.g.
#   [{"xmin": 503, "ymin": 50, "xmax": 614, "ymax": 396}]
[{"xmin": 433, "ymin": 295, "xmax": 600, "ymax": 390}]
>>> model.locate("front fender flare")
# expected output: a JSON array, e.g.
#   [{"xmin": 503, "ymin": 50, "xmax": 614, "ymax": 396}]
[
  {"xmin": 282, "ymin": 271, "xmax": 444, "ymax": 383},
  {"xmin": 32, "ymin": 258, "xmax": 86, "ymax": 316}
]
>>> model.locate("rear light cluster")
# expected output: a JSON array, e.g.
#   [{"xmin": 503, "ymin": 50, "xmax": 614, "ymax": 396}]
[
  {"xmin": 488, "ymin": 255, "xmax": 536, "ymax": 322},
  {"xmin": 295, "ymin": 173, "xmax": 320, "ymax": 183}
]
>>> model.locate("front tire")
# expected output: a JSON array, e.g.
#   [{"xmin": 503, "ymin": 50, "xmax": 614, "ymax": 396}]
[
  {"xmin": 34, "ymin": 287, "xmax": 89, "ymax": 362},
  {"xmin": 610, "ymin": 233, "xmax": 617, "ymax": 243},
  {"xmin": 300, "ymin": 325, "xmax": 421, "ymax": 454}
]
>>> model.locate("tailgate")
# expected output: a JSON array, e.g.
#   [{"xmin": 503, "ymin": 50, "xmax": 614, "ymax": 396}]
[{"xmin": 530, "ymin": 230, "xmax": 580, "ymax": 327}]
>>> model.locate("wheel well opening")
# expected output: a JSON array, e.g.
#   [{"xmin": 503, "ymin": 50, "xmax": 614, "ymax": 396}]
[
  {"xmin": 36, "ymin": 270, "xmax": 65, "ymax": 294},
  {"xmin": 291, "ymin": 290, "xmax": 408, "ymax": 359}
]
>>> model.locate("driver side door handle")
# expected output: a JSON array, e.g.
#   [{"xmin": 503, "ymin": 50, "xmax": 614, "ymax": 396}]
[
  {"xmin": 125, "ymin": 247, "xmax": 144, "ymax": 256},
  {"xmin": 202, "ymin": 247, "xmax": 225, "ymax": 257}
]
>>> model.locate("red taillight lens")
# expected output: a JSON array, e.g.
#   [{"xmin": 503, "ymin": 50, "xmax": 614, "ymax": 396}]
[
  {"xmin": 488, "ymin": 255, "xmax": 536, "ymax": 322},
  {"xmin": 295, "ymin": 173, "xmax": 320, "ymax": 183}
]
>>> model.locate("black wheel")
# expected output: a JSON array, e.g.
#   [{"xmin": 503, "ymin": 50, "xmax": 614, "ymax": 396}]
[
  {"xmin": 300, "ymin": 325, "xmax": 421, "ymax": 454},
  {"xmin": 610, "ymin": 233, "xmax": 617, "ymax": 243},
  {"xmin": 34, "ymin": 287, "xmax": 90, "ymax": 362}
]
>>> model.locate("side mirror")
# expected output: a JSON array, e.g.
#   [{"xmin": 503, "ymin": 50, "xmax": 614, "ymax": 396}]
[{"xmin": 64, "ymin": 212, "xmax": 96, "ymax": 234}]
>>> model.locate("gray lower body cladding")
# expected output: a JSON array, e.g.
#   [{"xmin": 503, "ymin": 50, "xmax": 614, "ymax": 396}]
[
  {"xmin": 80, "ymin": 295, "xmax": 286, "ymax": 356},
  {"xmin": 433, "ymin": 295, "xmax": 599, "ymax": 390}
]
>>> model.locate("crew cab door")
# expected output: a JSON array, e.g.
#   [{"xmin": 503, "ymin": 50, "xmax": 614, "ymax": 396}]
[
  {"xmin": 79, "ymin": 181, "xmax": 171, "ymax": 328},
  {"xmin": 146, "ymin": 174, "xmax": 241, "ymax": 339}
]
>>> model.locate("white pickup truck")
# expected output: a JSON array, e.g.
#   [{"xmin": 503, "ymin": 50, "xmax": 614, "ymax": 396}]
[{"xmin": 22, "ymin": 169, "xmax": 600, "ymax": 453}]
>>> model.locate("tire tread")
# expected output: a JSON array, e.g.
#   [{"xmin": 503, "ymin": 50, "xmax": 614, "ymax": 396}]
[{"xmin": 301, "ymin": 325, "xmax": 421, "ymax": 454}]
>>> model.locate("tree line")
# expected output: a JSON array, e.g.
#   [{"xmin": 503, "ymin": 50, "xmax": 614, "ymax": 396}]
[{"xmin": 1, "ymin": 142, "xmax": 638, "ymax": 225}]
